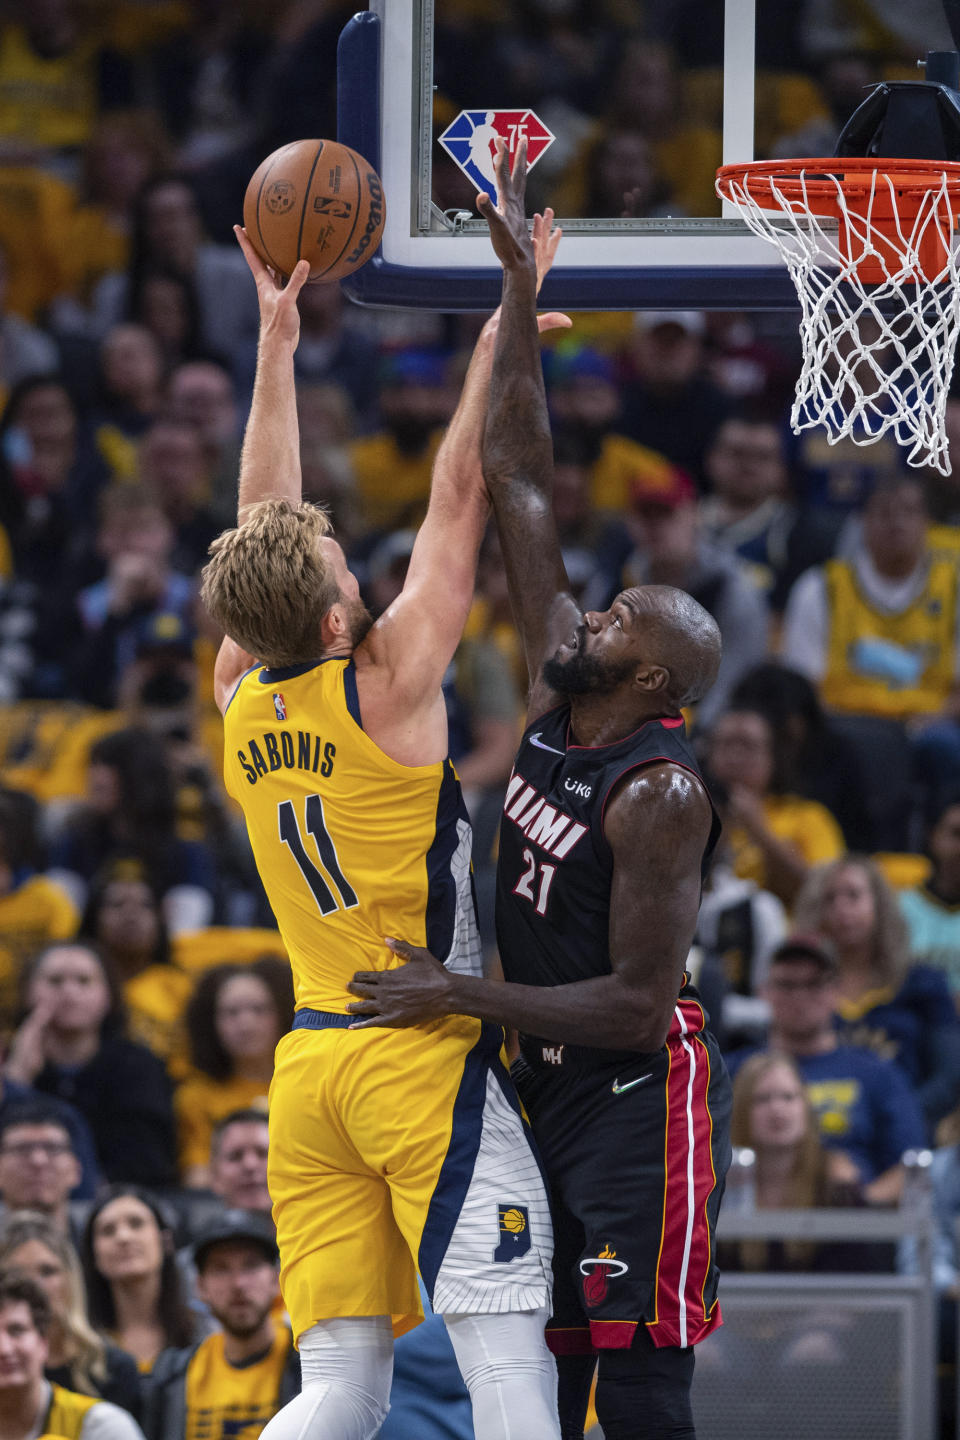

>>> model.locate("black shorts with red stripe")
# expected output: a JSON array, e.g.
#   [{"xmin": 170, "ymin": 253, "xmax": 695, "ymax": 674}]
[{"xmin": 513, "ymin": 998, "xmax": 732, "ymax": 1355}]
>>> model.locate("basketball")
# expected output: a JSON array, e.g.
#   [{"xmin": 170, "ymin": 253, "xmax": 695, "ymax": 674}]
[
  {"xmin": 243, "ymin": 139, "xmax": 385, "ymax": 283},
  {"xmin": 501, "ymin": 1208, "xmax": 526, "ymax": 1233}
]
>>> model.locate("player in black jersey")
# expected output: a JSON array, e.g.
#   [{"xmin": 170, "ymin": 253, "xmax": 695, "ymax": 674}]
[{"xmin": 348, "ymin": 139, "xmax": 732, "ymax": 1440}]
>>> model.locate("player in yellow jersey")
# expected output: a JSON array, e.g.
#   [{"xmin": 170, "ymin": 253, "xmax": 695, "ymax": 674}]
[{"xmin": 198, "ymin": 161, "xmax": 570, "ymax": 1440}]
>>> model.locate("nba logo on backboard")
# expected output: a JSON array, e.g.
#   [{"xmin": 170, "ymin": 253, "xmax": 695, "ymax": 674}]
[
  {"xmin": 273, "ymin": 693, "xmax": 287, "ymax": 721},
  {"xmin": 438, "ymin": 111, "xmax": 554, "ymax": 207}
]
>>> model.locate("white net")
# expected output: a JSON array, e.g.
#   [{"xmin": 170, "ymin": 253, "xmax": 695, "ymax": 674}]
[{"xmin": 716, "ymin": 165, "xmax": 960, "ymax": 474}]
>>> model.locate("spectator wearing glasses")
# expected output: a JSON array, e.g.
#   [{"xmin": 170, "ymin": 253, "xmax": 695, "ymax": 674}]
[
  {"xmin": 0, "ymin": 1106, "xmax": 84, "ymax": 1240},
  {"xmin": 727, "ymin": 934, "xmax": 927, "ymax": 1204}
]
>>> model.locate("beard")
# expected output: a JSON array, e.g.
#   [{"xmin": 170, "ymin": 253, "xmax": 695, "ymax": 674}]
[
  {"xmin": 542, "ymin": 641, "xmax": 636, "ymax": 697},
  {"xmin": 217, "ymin": 1301, "xmax": 274, "ymax": 1340},
  {"xmin": 346, "ymin": 597, "xmax": 374, "ymax": 648}
]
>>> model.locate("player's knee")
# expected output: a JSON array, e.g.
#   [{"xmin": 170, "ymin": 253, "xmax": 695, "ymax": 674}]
[
  {"xmin": 595, "ymin": 1357, "xmax": 696, "ymax": 1440},
  {"xmin": 259, "ymin": 1382, "xmax": 388, "ymax": 1440},
  {"xmin": 444, "ymin": 1308, "xmax": 556, "ymax": 1387},
  {"xmin": 291, "ymin": 1316, "xmax": 393, "ymax": 1438},
  {"xmin": 444, "ymin": 1310, "xmax": 560, "ymax": 1439},
  {"xmin": 459, "ymin": 1348, "xmax": 557, "ymax": 1393},
  {"xmin": 306, "ymin": 1377, "xmax": 390, "ymax": 1437}
]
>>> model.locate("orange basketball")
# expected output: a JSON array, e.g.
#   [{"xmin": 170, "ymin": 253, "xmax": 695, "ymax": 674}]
[{"xmin": 242, "ymin": 139, "xmax": 385, "ymax": 283}]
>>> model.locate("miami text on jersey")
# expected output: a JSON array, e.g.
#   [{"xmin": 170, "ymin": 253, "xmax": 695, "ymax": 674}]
[{"xmin": 503, "ymin": 772, "xmax": 588, "ymax": 860}]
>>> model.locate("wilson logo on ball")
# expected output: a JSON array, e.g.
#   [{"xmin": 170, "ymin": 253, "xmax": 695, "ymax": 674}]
[
  {"xmin": 344, "ymin": 173, "xmax": 384, "ymax": 267},
  {"xmin": 265, "ymin": 181, "xmax": 297, "ymax": 215}
]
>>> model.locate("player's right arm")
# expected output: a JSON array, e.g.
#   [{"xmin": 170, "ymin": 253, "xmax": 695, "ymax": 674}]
[
  {"xmin": 480, "ymin": 140, "xmax": 582, "ymax": 722},
  {"xmin": 212, "ymin": 230, "xmax": 311, "ymax": 713},
  {"xmin": 233, "ymin": 227, "xmax": 310, "ymax": 517},
  {"xmin": 358, "ymin": 209, "xmax": 570, "ymax": 734}
]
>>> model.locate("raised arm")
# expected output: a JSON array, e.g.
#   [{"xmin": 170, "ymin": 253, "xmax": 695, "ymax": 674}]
[
  {"xmin": 233, "ymin": 227, "xmax": 310, "ymax": 516},
  {"xmin": 361, "ymin": 213, "xmax": 570, "ymax": 711},
  {"xmin": 212, "ymin": 231, "xmax": 311, "ymax": 711},
  {"xmin": 480, "ymin": 141, "xmax": 582, "ymax": 720}
]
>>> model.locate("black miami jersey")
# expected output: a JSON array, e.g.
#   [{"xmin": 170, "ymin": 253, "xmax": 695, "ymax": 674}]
[
  {"xmin": 495, "ymin": 706, "xmax": 720, "ymax": 996},
  {"xmin": 495, "ymin": 706, "xmax": 730, "ymax": 1354}
]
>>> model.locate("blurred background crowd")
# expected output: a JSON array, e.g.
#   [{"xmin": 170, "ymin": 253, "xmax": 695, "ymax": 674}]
[{"xmin": 0, "ymin": 0, "xmax": 958, "ymax": 1436}]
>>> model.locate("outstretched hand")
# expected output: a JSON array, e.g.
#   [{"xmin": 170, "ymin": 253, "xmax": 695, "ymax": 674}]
[
  {"xmin": 234, "ymin": 225, "xmax": 310, "ymax": 348},
  {"xmin": 346, "ymin": 939, "xmax": 455, "ymax": 1028},
  {"xmin": 476, "ymin": 200, "xmax": 569, "ymax": 343},
  {"xmin": 532, "ymin": 208, "xmax": 562, "ymax": 295},
  {"xmin": 477, "ymin": 136, "xmax": 535, "ymax": 272}
]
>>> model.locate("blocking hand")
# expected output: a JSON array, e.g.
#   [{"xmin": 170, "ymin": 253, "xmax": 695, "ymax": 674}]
[{"xmin": 477, "ymin": 137, "xmax": 535, "ymax": 272}]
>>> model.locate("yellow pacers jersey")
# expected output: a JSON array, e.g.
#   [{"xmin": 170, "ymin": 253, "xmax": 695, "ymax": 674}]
[
  {"xmin": 822, "ymin": 556, "xmax": 959, "ymax": 719},
  {"xmin": 184, "ymin": 1327, "xmax": 291, "ymax": 1440},
  {"xmin": 43, "ymin": 1385, "xmax": 98, "ymax": 1440},
  {"xmin": 223, "ymin": 658, "xmax": 480, "ymax": 1012}
]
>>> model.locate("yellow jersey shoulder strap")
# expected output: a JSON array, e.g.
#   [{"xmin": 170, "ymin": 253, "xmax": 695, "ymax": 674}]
[{"xmin": 45, "ymin": 1383, "xmax": 100, "ymax": 1439}]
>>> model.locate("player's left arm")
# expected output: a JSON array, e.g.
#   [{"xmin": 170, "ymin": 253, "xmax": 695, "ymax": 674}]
[{"xmin": 347, "ymin": 764, "xmax": 713, "ymax": 1050}]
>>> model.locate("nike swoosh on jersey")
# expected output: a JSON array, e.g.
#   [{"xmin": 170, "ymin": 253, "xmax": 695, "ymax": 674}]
[
  {"xmin": 529, "ymin": 732, "xmax": 566, "ymax": 756},
  {"xmin": 611, "ymin": 1073, "xmax": 653, "ymax": 1094}
]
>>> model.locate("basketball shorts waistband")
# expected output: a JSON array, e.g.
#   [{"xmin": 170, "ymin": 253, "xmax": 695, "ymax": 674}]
[
  {"xmin": 518, "ymin": 1033, "xmax": 661, "ymax": 1072},
  {"xmin": 291, "ymin": 1008, "xmax": 355, "ymax": 1031}
]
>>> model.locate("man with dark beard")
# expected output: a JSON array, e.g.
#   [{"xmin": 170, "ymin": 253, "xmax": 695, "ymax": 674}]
[
  {"xmin": 143, "ymin": 1212, "xmax": 298, "ymax": 1440},
  {"xmin": 347, "ymin": 143, "xmax": 733, "ymax": 1440}
]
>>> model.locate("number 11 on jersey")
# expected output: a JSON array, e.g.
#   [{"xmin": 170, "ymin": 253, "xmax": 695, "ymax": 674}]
[
  {"xmin": 514, "ymin": 847, "xmax": 556, "ymax": 916},
  {"xmin": 278, "ymin": 794, "xmax": 359, "ymax": 915}
]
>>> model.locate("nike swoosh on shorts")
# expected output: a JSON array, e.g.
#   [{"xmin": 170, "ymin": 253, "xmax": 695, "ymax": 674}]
[{"xmin": 611, "ymin": 1073, "xmax": 653, "ymax": 1094}]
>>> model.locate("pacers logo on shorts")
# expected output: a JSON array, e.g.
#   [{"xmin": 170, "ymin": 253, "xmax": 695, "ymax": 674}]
[{"xmin": 493, "ymin": 1203, "xmax": 531, "ymax": 1263}]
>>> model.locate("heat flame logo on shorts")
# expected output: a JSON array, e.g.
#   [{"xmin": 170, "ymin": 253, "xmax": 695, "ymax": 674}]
[{"xmin": 580, "ymin": 1243, "xmax": 629, "ymax": 1307}]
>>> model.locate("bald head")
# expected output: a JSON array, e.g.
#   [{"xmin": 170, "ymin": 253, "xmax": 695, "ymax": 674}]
[
  {"xmin": 544, "ymin": 583, "xmax": 722, "ymax": 714},
  {"xmin": 628, "ymin": 585, "xmax": 722, "ymax": 709}
]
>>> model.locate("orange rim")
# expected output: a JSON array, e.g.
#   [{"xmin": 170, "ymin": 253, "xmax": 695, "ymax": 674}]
[{"xmin": 717, "ymin": 156, "xmax": 960, "ymax": 207}]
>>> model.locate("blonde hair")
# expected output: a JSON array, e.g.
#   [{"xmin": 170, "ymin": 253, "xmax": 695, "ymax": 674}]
[
  {"xmin": 730, "ymin": 1052, "xmax": 832, "ymax": 1269},
  {"xmin": 0, "ymin": 1213, "xmax": 107, "ymax": 1393},
  {"xmin": 793, "ymin": 854, "xmax": 910, "ymax": 987},
  {"xmin": 200, "ymin": 498, "xmax": 339, "ymax": 665}
]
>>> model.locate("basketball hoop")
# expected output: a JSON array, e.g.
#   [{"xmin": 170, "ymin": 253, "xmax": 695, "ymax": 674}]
[{"xmin": 716, "ymin": 158, "xmax": 960, "ymax": 474}]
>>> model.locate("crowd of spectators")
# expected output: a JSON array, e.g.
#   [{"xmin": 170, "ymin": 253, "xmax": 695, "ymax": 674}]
[{"xmin": 0, "ymin": 0, "xmax": 960, "ymax": 1436}]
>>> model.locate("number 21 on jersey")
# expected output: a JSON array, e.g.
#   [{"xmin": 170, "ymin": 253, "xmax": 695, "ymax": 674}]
[
  {"xmin": 513, "ymin": 847, "xmax": 555, "ymax": 916},
  {"xmin": 278, "ymin": 794, "xmax": 359, "ymax": 915}
]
